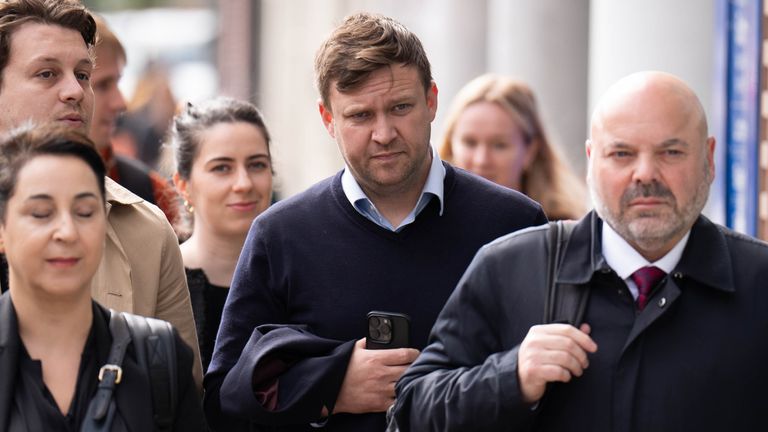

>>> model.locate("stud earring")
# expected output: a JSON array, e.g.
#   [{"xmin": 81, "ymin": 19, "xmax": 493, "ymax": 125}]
[{"xmin": 184, "ymin": 199, "xmax": 194, "ymax": 214}]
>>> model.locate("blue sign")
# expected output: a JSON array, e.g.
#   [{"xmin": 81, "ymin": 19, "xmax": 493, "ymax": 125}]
[{"xmin": 722, "ymin": 0, "xmax": 761, "ymax": 235}]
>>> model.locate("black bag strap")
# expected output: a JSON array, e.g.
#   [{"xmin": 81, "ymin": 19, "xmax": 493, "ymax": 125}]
[
  {"xmin": 544, "ymin": 221, "xmax": 589, "ymax": 325},
  {"xmin": 123, "ymin": 313, "xmax": 178, "ymax": 432},
  {"xmin": 81, "ymin": 311, "xmax": 132, "ymax": 432}
]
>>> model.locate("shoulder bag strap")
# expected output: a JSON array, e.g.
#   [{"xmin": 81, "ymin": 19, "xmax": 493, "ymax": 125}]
[
  {"xmin": 145, "ymin": 318, "xmax": 178, "ymax": 432},
  {"xmin": 544, "ymin": 221, "xmax": 589, "ymax": 325},
  {"xmin": 122, "ymin": 313, "xmax": 177, "ymax": 432},
  {"xmin": 544, "ymin": 221, "xmax": 562, "ymax": 323},
  {"xmin": 81, "ymin": 310, "xmax": 132, "ymax": 432}
]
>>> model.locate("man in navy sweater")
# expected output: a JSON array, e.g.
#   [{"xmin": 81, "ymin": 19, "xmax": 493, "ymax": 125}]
[{"xmin": 205, "ymin": 12, "xmax": 547, "ymax": 431}]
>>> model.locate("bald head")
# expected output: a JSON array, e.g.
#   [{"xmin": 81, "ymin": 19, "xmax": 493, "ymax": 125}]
[
  {"xmin": 586, "ymin": 71, "xmax": 715, "ymax": 261},
  {"xmin": 591, "ymin": 71, "xmax": 708, "ymax": 143}
]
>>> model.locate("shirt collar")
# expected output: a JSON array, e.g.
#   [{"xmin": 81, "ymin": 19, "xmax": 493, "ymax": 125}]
[
  {"xmin": 601, "ymin": 219, "xmax": 691, "ymax": 280},
  {"xmin": 341, "ymin": 145, "xmax": 445, "ymax": 216}
]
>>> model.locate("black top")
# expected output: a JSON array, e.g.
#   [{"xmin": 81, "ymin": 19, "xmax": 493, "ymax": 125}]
[
  {"xmin": 10, "ymin": 304, "xmax": 102, "ymax": 431},
  {"xmin": 0, "ymin": 293, "xmax": 206, "ymax": 432},
  {"xmin": 186, "ymin": 267, "xmax": 229, "ymax": 373},
  {"xmin": 205, "ymin": 163, "xmax": 547, "ymax": 431}
]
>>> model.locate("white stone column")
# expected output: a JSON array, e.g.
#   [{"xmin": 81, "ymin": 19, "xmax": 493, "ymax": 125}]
[{"xmin": 486, "ymin": 0, "xmax": 590, "ymax": 177}]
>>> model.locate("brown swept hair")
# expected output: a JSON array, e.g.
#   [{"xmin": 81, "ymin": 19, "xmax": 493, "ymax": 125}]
[
  {"xmin": 0, "ymin": 0, "xmax": 96, "ymax": 88},
  {"xmin": 314, "ymin": 12, "xmax": 432, "ymax": 109}
]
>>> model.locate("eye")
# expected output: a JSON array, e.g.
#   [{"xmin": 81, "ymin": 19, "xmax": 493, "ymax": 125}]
[
  {"xmin": 610, "ymin": 150, "xmax": 633, "ymax": 158},
  {"xmin": 211, "ymin": 164, "xmax": 232, "ymax": 173},
  {"xmin": 664, "ymin": 149, "xmax": 684, "ymax": 156},
  {"xmin": 248, "ymin": 161, "xmax": 270, "ymax": 171},
  {"xmin": 76, "ymin": 71, "xmax": 91, "ymax": 82},
  {"xmin": 76, "ymin": 210, "xmax": 94, "ymax": 218},
  {"xmin": 37, "ymin": 70, "xmax": 56, "ymax": 79},
  {"xmin": 349, "ymin": 111, "xmax": 371, "ymax": 121},
  {"xmin": 492, "ymin": 142, "xmax": 510, "ymax": 151},
  {"xmin": 31, "ymin": 211, "xmax": 52, "ymax": 219},
  {"xmin": 460, "ymin": 138, "xmax": 477, "ymax": 148},
  {"xmin": 392, "ymin": 103, "xmax": 412, "ymax": 114}
]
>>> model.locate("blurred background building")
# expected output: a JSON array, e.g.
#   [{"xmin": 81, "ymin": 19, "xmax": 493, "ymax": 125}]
[{"xmin": 85, "ymin": 0, "xmax": 768, "ymax": 240}]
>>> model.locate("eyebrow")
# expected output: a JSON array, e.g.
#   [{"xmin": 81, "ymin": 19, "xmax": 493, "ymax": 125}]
[
  {"xmin": 205, "ymin": 154, "xmax": 270, "ymax": 164},
  {"xmin": 607, "ymin": 138, "xmax": 689, "ymax": 149},
  {"xmin": 659, "ymin": 138, "xmax": 689, "ymax": 148},
  {"xmin": 26, "ymin": 192, "xmax": 100, "ymax": 201},
  {"xmin": 30, "ymin": 56, "xmax": 94, "ymax": 69}
]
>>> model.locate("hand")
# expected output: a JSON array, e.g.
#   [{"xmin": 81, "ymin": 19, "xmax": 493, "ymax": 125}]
[
  {"xmin": 517, "ymin": 323, "xmax": 597, "ymax": 404},
  {"xmin": 333, "ymin": 338, "xmax": 420, "ymax": 414}
]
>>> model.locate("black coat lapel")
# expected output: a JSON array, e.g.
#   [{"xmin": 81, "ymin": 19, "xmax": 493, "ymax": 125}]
[{"xmin": 0, "ymin": 292, "xmax": 19, "ymax": 429}]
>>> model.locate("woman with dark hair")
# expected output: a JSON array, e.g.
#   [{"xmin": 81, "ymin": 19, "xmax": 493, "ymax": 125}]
[
  {"xmin": 171, "ymin": 97, "xmax": 274, "ymax": 372},
  {"xmin": 441, "ymin": 74, "xmax": 587, "ymax": 220},
  {"xmin": 0, "ymin": 124, "xmax": 204, "ymax": 431}
]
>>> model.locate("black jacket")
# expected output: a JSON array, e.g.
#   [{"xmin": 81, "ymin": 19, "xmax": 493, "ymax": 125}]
[
  {"xmin": 395, "ymin": 212, "xmax": 768, "ymax": 432},
  {"xmin": 0, "ymin": 292, "xmax": 205, "ymax": 431}
]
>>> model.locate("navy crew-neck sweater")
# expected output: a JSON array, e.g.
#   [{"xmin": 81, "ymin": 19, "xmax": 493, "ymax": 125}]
[{"xmin": 206, "ymin": 163, "xmax": 547, "ymax": 431}]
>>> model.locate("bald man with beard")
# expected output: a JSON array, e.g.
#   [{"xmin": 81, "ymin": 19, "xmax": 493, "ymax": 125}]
[{"xmin": 393, "ymin": 71, "xmax": 768, "ymax": 432}]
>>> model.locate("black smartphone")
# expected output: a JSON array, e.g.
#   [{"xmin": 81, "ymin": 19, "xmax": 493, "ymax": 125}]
[{"xmin": 366, "ymin": 311, "xmax": 411, "ymax": 349}]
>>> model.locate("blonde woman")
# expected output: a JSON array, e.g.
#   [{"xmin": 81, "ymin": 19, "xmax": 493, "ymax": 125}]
[{"xmin": 441, "ymin": 74, "xmax": 586, "ymax": 220}]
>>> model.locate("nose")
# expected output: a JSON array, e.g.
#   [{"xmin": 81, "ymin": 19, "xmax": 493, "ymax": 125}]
[
  {"xmin": 632, "ymin": 153, "xmax": 659, "ymax": 184},
  {"xmin": 53, "ymin": 213, "xmax": 78, "ymax": 243},
  {"xmin": 111, "ymin": 86, "xmax": 127, "ymax": 113},
  {"xmin": 59, "ymin": 73, "xmax": 86, "ymax": 104},
  {"xmin": 232, "ymin": 167, "xmax": 254, "ymax": 193},
  {"xmin": 471, "ymin": 143, "xmax": 492, "ymax": 168},
  {"xmin": 371, "ymin": 115, "xmax": 397, "ymax": 145}
]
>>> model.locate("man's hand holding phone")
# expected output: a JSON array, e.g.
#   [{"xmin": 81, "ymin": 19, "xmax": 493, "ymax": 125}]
[
  {"xmin": 333, "ymin": 312, "xmax": 417, "ymax": 414},
  {"xmin": 333, "ymin": 338, "xmax": 420, "ymax": 414}
]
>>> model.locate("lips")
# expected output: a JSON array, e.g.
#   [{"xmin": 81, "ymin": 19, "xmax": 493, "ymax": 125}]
[
  {"xmin": 58, "ymin": 113, "xmax": 85, "ymax": 127},
  {"xmin": 46, "ymin": 257, "xmax": 80, "ymax": 268},
  {"xmin": 227, "ymin": 202, "xmax": 258, "ymax": 212},
  {"xmin": 371, "ymin": 152, "xmax": 403, "ymax": 162},
  {"xmin": 629, "ymin": 198, "xmax": 667, "ymax": 207}
]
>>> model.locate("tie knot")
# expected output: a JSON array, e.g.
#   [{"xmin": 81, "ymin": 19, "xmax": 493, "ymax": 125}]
[{"xmin": 631, "ymin": 266, "xmax": 666, "ymax": 311}]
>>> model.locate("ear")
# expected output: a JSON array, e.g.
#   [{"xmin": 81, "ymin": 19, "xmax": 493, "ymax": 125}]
[
  {"xmin": 172, "ymin": 172, "xmax": 191, "ymax": 205},
  {"xmin": 318, "ymin": 100, "xmax": 336, "ymax": 139},
  {"xmin": 706, "ymin": 136, "xmax": 716, "ymax": 182},
  {"xmin": 426, "ymin": 81, "xmax": 438, "ymax": 121},
  {"xmin": 585, "ymin": 139, "xmax": 593, "ymax": 159},
  {"xmin": 521, "ymin": 137, "xmax": 540, "ymax": 171}
]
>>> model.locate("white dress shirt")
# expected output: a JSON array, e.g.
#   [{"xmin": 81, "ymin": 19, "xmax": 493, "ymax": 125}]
[{"xmin": 601, "ymin": 220, "xmax": 690, "ymax": 299}]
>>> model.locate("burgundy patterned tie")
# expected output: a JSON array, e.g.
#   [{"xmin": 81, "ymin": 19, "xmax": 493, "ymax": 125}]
[{"xmin": 630, "ymin": 266, "xmax": 666, "ymax": 311}]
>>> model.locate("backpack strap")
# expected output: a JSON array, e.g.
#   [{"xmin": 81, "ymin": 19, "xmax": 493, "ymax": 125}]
[
  {"xmin": 122, "ymin": 313, "xmax": 178, "ymax": 432},
  {"xmin": 544, "ymin": 221, "xmax": 590, "ymax": 325},
  {"xmin": 81, "ymin": 310, "xmax": 132, "ymax": 432}
]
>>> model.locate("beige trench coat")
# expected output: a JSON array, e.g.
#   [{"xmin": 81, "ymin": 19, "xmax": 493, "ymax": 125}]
[{"xmin": 91, "ymin": 178, "xmax": 203, "ymax": 388}]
